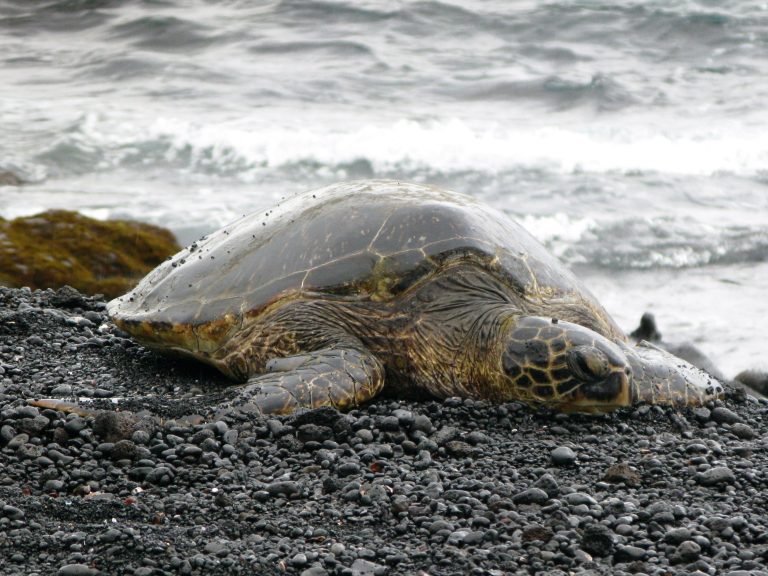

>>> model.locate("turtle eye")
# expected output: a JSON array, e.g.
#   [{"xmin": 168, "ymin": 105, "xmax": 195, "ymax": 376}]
[{"xmin": 567, "ymin": 346, "xmax": 610, "ymax": 382}]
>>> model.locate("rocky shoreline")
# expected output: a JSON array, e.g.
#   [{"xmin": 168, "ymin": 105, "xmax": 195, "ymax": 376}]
[{"xmin": 1, "ymin": 286, "xmax": 767, "ymax": 575}]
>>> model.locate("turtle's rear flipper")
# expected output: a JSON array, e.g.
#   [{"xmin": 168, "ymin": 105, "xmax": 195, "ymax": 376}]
[
  {"xmin": 27, "ymin": 398, "xmax": 202, "ymax": 441},
  {"xmin": 217, "ymin": 346, "xmax": 385, "ymax": 417},
  {"xmin": 28, "ymin": 398, "xmax": 99, "ymax": 417}
]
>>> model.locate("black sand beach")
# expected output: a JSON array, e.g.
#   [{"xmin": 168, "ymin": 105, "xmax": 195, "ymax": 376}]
[{"xmin": 1, "ymin": 286, "xmax": 767, "ymax": 575}]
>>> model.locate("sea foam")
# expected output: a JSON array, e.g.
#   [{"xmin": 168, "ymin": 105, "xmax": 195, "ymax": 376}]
[{"xmin": 45, "ymin": 110, "xmax": 768, "ymax": 180}]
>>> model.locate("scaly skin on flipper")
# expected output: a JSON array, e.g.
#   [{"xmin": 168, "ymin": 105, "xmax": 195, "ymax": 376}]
[
  {"xmin": 33, "ymin": 180, "xmax": 724, "ymax": 417},
  {"xmin": 28, "ymin": 398, "xmax": 99, "ymax": 418},
  {"xmin": 620, "ymin": 341, "xmax": 724, "ymax": 406},
  {"xmin": 217, "ymin": 345, "xmax": 385, "ymax": 417}
]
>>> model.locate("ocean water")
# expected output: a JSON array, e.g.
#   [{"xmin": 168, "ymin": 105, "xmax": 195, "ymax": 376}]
[{"xmin": 1, "ymin": 0, "xmax": 766, "ymax": 376}]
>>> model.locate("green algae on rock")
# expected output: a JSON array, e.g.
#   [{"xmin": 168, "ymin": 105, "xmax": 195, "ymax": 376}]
[{"xmin": 0, "ymin": 210, "xmax": 180, "ymax": 298}]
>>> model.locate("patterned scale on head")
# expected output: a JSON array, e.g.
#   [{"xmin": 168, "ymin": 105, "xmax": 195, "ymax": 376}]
[{"xmin": 501, "ymin": 317, "xmax": 634, "ymax": 412}]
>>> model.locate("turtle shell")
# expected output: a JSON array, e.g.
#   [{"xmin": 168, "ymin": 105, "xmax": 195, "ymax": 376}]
[{"xmin": 108, "ymin": 180, "xmax": 622, "ymax": 353}]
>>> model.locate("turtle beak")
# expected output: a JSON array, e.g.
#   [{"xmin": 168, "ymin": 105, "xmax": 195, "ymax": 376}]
[{"xmin": 561, "ymin": 369, "xmax": 633, "ymax": 414}]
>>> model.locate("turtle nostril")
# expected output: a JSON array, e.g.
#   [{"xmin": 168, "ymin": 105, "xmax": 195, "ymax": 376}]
[{"xmin": 625, "ymin": 367, "xmax": 632, "ymax": 376}]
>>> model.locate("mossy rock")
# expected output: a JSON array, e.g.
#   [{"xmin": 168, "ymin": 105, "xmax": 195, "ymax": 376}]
[{"xmin": 0, "ymin": 210, "xmax": 180, "ymax": 298}]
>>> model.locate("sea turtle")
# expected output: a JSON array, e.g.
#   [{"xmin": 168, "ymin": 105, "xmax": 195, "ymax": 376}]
[{"xmin": 50, "ymin": 181, "xmax": 725, "ymax": 416}]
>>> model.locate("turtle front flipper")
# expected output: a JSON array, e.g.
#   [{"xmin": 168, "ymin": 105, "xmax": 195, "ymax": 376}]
[
  {"xmin": 218, "ymin": 346, "xmax": 385, "ymax": 416},
  {"xmin": 619, "ymin": 340, "xmax": 724, "ymax": 406}
]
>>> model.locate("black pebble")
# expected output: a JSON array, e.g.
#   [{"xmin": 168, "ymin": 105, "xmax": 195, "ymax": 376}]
[
  {"xmin": 512, "ymin": 488, "xmax": 549, "ymax": 505},
  {"xmin": 550, "ymin": 445, "xmax": 576, "ymax": 465},
  {"xmin": 581, "ymin": 524, "xmax": 616, "ymax": 556},
  {"xmin": 695, "ymin": 466, "xmax": 736, "ymax": 486}
]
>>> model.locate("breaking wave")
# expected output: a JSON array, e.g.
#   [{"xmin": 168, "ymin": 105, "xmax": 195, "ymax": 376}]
[{"xmin": 27, "ymin": 111, "xmax": 768, "ymax": 181}]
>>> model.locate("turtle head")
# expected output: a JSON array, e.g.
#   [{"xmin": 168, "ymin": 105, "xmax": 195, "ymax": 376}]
[{"xmin": 500, "ymin": 317, "xmax": 633, "ymax": 412}]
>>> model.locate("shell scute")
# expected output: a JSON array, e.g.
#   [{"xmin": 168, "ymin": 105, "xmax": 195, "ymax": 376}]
[
  {"xmin": 374, "ymin": 249, "xmax": 437, "ymax": 298},
  {"xmin": 369, "ymin": 203, "xmax": 469, "ymax": 254},
  {"xmin": 303, "ymin": 251, "xmax": 379, "ymax": 295}
]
